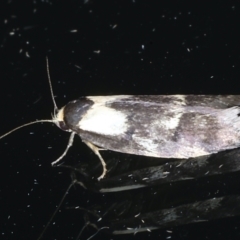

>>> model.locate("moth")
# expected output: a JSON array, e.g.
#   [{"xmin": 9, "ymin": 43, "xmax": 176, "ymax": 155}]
[{"xmin": 1, "ymin": 59, "xmax": 240, "ymax": 180}]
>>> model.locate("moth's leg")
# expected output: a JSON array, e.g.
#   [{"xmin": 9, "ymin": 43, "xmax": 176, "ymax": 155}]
[
  {"xmin": 51, "ymin": 132, "xmax": 75, "ymax": 166},
  {"xmin": 83, "ymin": 140, "xmax": 107, "ymax": 180}
]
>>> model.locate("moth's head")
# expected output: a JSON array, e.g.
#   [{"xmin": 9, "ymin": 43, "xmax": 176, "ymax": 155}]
[
  {"xmin": 53, "ymin": 106, "xmax": 72, "ymax": 132},
  {"xmin": 0, "ymin": 58, "xmax": 80, "ymax": 139}
]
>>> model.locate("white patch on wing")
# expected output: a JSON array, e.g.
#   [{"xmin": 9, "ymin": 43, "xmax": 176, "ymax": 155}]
[
  {"xmin": 79, "ymin": 96, "xmax": 130, "ymax": 135},
  {"xmin": 174, "ymin": 95, "xmax": 186, "ymax": 105},
  {"xmin": 133, "ymin": 138, "xmax": 158, "ymax": 152},
  {"xmin": 177, "ymin": 145, "xmax": 210, "ymax": 158},
  {"xmin": 161, "ymin": 112, "xmax": 183, "ymax": 130}
]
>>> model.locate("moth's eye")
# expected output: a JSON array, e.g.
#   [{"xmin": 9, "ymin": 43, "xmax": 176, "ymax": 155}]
[{"xmin": 58, "ymin": 121, "xmax": 70, "ymax": 131}]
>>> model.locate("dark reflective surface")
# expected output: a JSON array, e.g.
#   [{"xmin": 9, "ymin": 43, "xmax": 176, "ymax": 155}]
[{"xmin": 1, "ymin": 1, "xmax": 240, "ymax": 240}]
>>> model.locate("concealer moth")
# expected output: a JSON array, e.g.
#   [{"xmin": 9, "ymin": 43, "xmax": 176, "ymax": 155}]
[{"xmin": 2, "ymin": 58, "xmax": 240, "ymax": 180}]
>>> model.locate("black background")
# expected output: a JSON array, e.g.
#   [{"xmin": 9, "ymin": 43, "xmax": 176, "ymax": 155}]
[{"xmin": 1, "ymin": 1, "xmax": 240, "ymax": 240}]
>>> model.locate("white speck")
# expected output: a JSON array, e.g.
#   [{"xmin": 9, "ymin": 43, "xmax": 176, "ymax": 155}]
[
  {"xmin": 97, "ymin": 218, "xmax": 102, "ymax": 222},
  {"xmin": 166, "ymin": 230, "xmax": 173, "ymax": 233},
  {"xmin": 4, "ymin": 19, "xmax": 8, "ymax": 24},
  {"xmin": 187, "ymin": 48, "xmax": 190, "ymax": 52},
  {"xmin": 9, "ymin": 32, "xmax": 15, "ymax": 36},
  {"xmin": 93, "ymin": 50, "xmax": 100, "ymax": 54},
  {"xmin": 134, "ymin": 213, "xmax": 140, "ymax": 217},
  {"xmin": 26, "ymin": 41, "xmax": 29, "ymax": 44},
  {"xmin": 141, "ymin": 45, "xmax": 144, "ymax": 49},
  {"xmin": 210, "ymin": 76, "xmax": 214, "ymax": 78},
  {"xmin": 189, "ymin": 24, "xmax": 192, "ymax": 27},
  {"xmin": 205, "ymin": 171, "xmax": 209, "ymax": 175},
  {"xmin": 142, "ymin": 178, "xmax": 149, "ymax": 180},
  {"xmin": 19, "ymin": 49, "xmax": 23, "ymax": 53},
  {"xmin": 112, "ymin": 24, "xmax": 117, "ymax": 29},
  {"xmin": 29, "ymin": 132, "xmax": 34, "ymax": 134},
  {"xmin": 75, "ymin": 65, "xmax": 82, "ymax": 69},
  {"xmin": 152, "ymin": 28, "xmax": 155, "ymax": 31},
  {"xmin": 26, "ymin": 52, "xmax": 30, "ymax": 58},
  {"xmin": 219, "ymin": 164, "xmax": 223, "ymax": 168},
  {"xmin": 70, "ymin": 29, "xmax": 78, "ymax": 33}
]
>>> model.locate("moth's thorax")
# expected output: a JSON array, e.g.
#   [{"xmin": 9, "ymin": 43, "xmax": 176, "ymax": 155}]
[{"xmin": 55, "ymin": 97, "xmax": 94, "ymax": 132}]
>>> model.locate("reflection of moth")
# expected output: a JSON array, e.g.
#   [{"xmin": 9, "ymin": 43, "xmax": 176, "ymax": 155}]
[{"xmin": 60, "ymin": 148, "xmax": 240, "ymax": 237}]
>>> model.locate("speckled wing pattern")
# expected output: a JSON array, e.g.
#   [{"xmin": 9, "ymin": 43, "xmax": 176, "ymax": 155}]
[{"xmin": 78, "ymin": 95, "xmax": 240, "ymax": 159}]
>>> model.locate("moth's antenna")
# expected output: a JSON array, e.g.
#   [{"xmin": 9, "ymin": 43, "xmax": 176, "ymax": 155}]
[
  {"xmin": 0, "ymin": 120, "xmax": 54, "ymax": 139},
  {"xmin": 0, "ymin": 58, "xmax": 59, "ymax": 139},
  {"xmin": 46, "ymin": 57, "xmax": 58, "ymax": 116}
]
